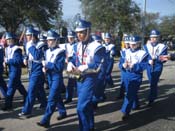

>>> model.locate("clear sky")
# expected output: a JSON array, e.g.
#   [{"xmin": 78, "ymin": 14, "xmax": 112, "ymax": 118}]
[
  {"xmin": 62, "ymin": 0, "xmax": 82, "ymax": 20},
  {"xmin": 62, "ymin": 0, "xmax": 175, "ymax": 20}
]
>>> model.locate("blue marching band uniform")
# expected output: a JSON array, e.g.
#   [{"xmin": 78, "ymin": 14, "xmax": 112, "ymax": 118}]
[
  {"xmin": 118, "ymin": 35, "xmax": 130, "ymax": 99},
  {"xmin": 103, "ymin": 33, "xmax": 117, "ymax": 88},
  {"xmin": 18, "ymin": 27, "xmax": 47, "ymax": 116},
  {"xmin": 64, "ymin": 30, "xmax": 77, "ymax": 104},
  {"xmin": 37, "ymin": 30, "xmax": 67, "ymax": 127},
  {"xmin": 91, "ymin": 34, "xmax": 107, "ymax": 108},
  {"xmin": 119, "ymin": 35, "xmax": 148, "ymax": 120},
  {"xmin": 143, "ymin": 29, "xmax": 167, "ymax": 106},
  {"xmin": 67, "ymin": 19, "xmax": 106, "ymax": 131},
  {"xmin": 0, "ymin": 44, "xmax": 7, "ymax": 98},
  {"xmin": 0, "ymin": 24, "xmax": 169, "ymax": 129},
  {"xmin": 2, "ymin": 32, "xmax": 27, "ymax": 110}
]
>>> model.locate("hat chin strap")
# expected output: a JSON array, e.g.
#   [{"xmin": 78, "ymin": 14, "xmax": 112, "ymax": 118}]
[{"xmin": 82, "ymin": 28, "xmax": 90, "ymax": 43}]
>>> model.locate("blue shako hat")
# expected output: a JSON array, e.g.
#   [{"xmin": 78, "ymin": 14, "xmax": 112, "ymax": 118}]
[
  {"xmin": 92, "ymin": 35, "xmax": 102, "ymax": 41},
  {"xmin": 104, "ymin": 33, "xmax": 112, "ymax": 39},
  {"xmin": 47, "ymin": 30, "xmax": 59, "ymax": 40},
  {"xmin": 75, "ymin": 19, "xmax": 91, "ymax": 32},
  {"xmin": 25, "ymin": 27, "xmax": 39, "ymax": 37},
  {"xmin": 129, "ymin": 35, "xmax": 141, "ymax": 44},
  {"xmin": 123, "ymin": 35, "xmax": 130, "ymax": 43},
  {"xmin": 39, "ymin": 34, "xmax": 47, "ymax": 41},
  {"xmin": 5, "ymin": 32, "xmax": 16, "ymax": 40},
  {"xmin": 150, "ymin": 29, "xmax": 160, "ymax": 38},
  {"xmin": 67, "ymin": 30, "xmax": 76, "ymax": 38}
]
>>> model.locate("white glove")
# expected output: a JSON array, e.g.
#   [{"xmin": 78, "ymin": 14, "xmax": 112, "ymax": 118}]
[
  {"xmin": 42, "ymin": 60, "xmax": 48, "ymax": 67},
  {"xmin": 78, "ymin": 65, "xmax": 88, "ymax": 72},
  {"xmin": 129, "ymin": 63, "xmax": 134, "ymax": 68},
  {"xmin": 23, "ymin": 59, "xmax": 28, "ymax": 66},
  {"xmin": 67, "ymin": 62, "xmax": 75, "ymax": 72},
  {"xmin": 42, "ymin": 67, "xmax": 47, "ymax": 73},
  {"xmin": 4, "ymin": 58, "xmax": 8, "ymax": 63},
  {"xmin": 122, "ymin": 63, "xmax": 128, "ymax": 69},
  {"xmin": 3, "ymin": 62, "xmax": 6, "ymax": 68},
  {"xmin": 152, "ymin": 55, "xmax": 157, "ymax": 60},
  {"xmin": 149, "ymin": 60, "xmax": 153, "ymax": 65}
]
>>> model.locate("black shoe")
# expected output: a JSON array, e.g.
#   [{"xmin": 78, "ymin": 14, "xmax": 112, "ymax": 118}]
[
  {"xmin": 147, "ymin": 101, "xmax": 154, "ymax": 107},
  {"xmin": 45, "ymin": 86, "xmax": 49, "ymax": 90},
  {"xmin": 93, "ymin": 103, "xmax": 98, "ymax": 110},
  {"xmin": 101, "ymin": 95, "xmax": 107, "ymax": 102},
  {"xmin": 36, "ymin": 106, "xmax": 46, "ymax": 110},
  {"xmin": 20, "ymin": 99, "xmax": 26, "ymax": 105},
  {"xmin": 132, "ymin": 105, "xmax": 140, "ymax": 110},
  {"xmin": 116, "ymin": 95, "xmax": 124, "ymax": 100},
  {"xmin": 57, "ymin": 114, "xmax": 67, "ymax": 120},
  {"xmin": 1, "ymin": 106, "xmax": 12, "ymax": 111},
  {"xmin": 64, "ymin": 99, "xmax": 72, "ymax": 104},
  {"xmin": 122, "ymin": 114, "xmax": 130, "ymax": 121},
  {"xmin": 36, "ymin": 104, "xmax": 46, "ymax": 110},
  {"xmin": 36, "ymin": 122, "xmax": 50, "ymax": 128},
  {"xmin": 18, "ymin": 112, "xmax": 32, "ymax": 118}
]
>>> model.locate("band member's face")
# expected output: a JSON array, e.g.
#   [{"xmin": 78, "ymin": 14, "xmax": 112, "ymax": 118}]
[
  {"xmin": 6, "ymin": 39, "xmax": 14, "ymax": 46},
  {"xmin": 26, "ymin": 35, "xmax": 32, "ymax": 42},
  {"xmin": 130, "ymin": 44, "xmax": 138, "ymax": 49},
  {"xmin": 47, "ymin": 39, "xmax": 56, "ymax": 48},
  {"xmin": 150, "ymin": 37, "xmax": 158, "ymax": 43},
  {"xmin": 104, "ymin": 38, "xmax": 110, "ymax": 43},
  {"xmin": 68, "ymin": 37, "xmax": 75, "ymax": 43},
  {"xmin": 76, "ymin": 30, "xmax": 87, "ymax": 41},
  {"xmin": 124, "ymin": 43, "xmax": 130, "ymax": 49}
]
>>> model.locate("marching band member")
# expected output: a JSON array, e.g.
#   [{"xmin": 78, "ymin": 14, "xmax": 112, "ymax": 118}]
[
  {"xmin": 2, "ymin": 32, "xmax": 27, "ymax": 111},
  {"xmin": 0, "ymin": 43, "xmax": 7, "ymax": 99},
  {"xmin": 119, "ymin": 35, "xmax": 148, "ymax": 120},
  {"xmin": 37, "ymin": 30, "xmax": 67, "ymax": 128},
  {"xmin": 117, "ymin": 35, "xmax": 130, "ymax": 100},
  {"xmin": 18, "ymin": 28, "xmax": 47, "ymax": 117},
  {"xmin": 143, "ymin": 29, "xmax": 168, "ymax": 106},
  {"xmin": 64, "ymin": 30, "xmax": 77, "ymax": 104},
  {"xmin": 92, "ymin": 35, "xmax": 107, "ymax": 108},
  {"xmin": 67, "ymin": 19, "xmax": 106, "ymax": 131},
  {"xmin": 103, "ymin": 33, "xmax": 117, "ymax": 88}
]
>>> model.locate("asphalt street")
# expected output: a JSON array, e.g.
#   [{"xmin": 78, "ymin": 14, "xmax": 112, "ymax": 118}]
[{"xmin": 1, "ymin": 60, "xmax": 175, "ymax": 131}]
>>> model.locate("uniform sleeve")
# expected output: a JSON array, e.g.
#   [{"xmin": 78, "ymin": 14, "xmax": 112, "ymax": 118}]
[
  {"xmin": 131, "ymin": 53, "xmax": 148, "ymax": 73},
  {"xmin": 158, "ymin": 45, "xmax": 168, "ymax": 63},
  {"xmin": 118, "ymin": 57, "xmax": 125, "ymax": 71},
  {"xmin": 8, "ymin": 49, "xmax": 23, "ymax": 65},
  {"xmin": 67, "ymin": 44, "xmax": 77, "ymax": 66},
  {"xmin": 45, "ymin": 51, "xmax": 66, "ymax": 73},
  {"xmin": 28, "ymin": 46, "xmax": 44, "ymax": 60},
  {"xmin": 88, "ymin": 46, "xmax": 106, "ymax": 70},
  {"xmin": 110, "ymin": 45, "xmax": 117, "ymax": 57}
]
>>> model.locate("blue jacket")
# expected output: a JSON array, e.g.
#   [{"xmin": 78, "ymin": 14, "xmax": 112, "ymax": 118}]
[
  {"xmin": 6, "ymin": 45, "xmax": 23, "ymax": 78},
  {"xmin": 143, "ymin": 42, "xmax": 167, "ymax": 72},
  {"xmin": 118, "ymin": 48, "xmax": 148, "ymax": 82},
  {"xmin": 45, "ymin": 47, "xmax": 66, "ymax": 80}
]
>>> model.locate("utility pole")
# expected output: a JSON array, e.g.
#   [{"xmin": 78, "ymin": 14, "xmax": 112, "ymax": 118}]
[{"xmin": 141, "ymin": 0, "xmax": 146, "ymax": 46}]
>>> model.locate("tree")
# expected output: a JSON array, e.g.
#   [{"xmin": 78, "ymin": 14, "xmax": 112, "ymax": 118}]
[
  {"xmin": 0, "ymin": 0, "xmax": 62, "ymax": 33},
  {"xmin": 144, "ymin": 12, "xmax": 159, "ymax": 37},
  {"xmin": 159, "ymin": 15, "xmax": 175, "ymax": 37},
  {"xmin": 79, "ymin": 0, "xmax": 141, "ymax": 34}
]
